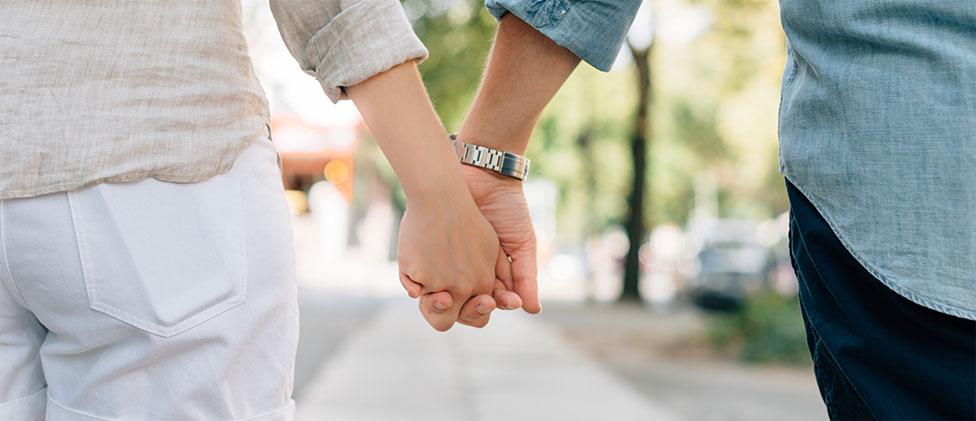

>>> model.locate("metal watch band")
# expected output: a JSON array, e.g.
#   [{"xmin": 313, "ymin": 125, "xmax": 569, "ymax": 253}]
[{"xmin": 449, "ymin": 134, "xmax": 530, "ymax": 181}]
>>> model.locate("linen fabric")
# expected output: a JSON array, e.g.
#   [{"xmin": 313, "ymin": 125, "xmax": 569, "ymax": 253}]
[
  {"xmin": 0, "ymin": 0, "xmax": 427, "ymax": 200},
  {"xmin": 487, "ymin": 0, "xmax": 976, "ymax": 319},
  {"xmin": 0, "ymin": 140, "xmax": 300, "ymax": 420}
]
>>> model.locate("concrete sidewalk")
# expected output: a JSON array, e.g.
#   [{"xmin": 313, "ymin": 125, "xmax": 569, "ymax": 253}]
[{"xmin": 295, "ymin": 300, "xmax": 679, "ymax": 421}]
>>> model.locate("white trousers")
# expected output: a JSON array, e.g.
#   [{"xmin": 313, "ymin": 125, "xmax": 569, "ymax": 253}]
[{"xmin": 0, "ymin": 140, "xmax": 299, "ymax": 420}]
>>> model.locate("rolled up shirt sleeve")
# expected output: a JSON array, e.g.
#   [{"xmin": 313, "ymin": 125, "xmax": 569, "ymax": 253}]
[
  {"xmin": 485, "ymin": 0, "xmax": 640, "ymax": 71},
  {"xmin": 270, "ymin": 0, "xmax": 429, "ymax": 102}
]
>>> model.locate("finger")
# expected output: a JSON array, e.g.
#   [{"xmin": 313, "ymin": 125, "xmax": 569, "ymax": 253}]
[
  {"xmin": 421, "ymin": 291, "xmax": 454, "ymax": 314},
  {"xmin": 458, "ymin": 294, "xmax": 495, "ymax": 329},
  {"xmin": 495, "ymin": 247, "xmax": 515, "ymax": 291},
  {"xmin": 399, "ymin": 273, "xmax": 422, "ymax": 299},
  {"xmin": 418, "ymin": 293, "xmax": 458, "ymax": 332},
  {"xmin": 511, "ymin": 247, "xmax": 541, "ymax": 314},
  {"xmin": 493, "ymin": 279, "xmax": 523, "ymax": 310},
  {"xmin": 493, "ymin": 248, "xmax": 521, "ymax": 309}
]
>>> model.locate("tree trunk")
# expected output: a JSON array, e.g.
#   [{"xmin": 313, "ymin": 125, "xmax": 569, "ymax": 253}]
[
  {"xmin": 576, "ymin": 128, "xmax": 598, "ymax": 302},
  {"xmin": 620, "ymin": 41, "xmax": 654, "ymax": 303}
]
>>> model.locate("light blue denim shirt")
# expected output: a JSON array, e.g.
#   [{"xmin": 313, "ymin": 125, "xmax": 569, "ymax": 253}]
[
  {"xmin": 485, "ymin": 0, "xmax": 641, "ymax": 71},
  {"xmin": 488, "ymin": 0, "xmax": 976, "ymax": 320}
]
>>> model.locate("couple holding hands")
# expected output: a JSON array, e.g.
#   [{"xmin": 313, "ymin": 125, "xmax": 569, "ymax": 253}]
[
  {"xmin": 3, "ymin": 0, "xmax": 975, "ymax": 420},
  {"xmin": 0, "ymin": 0, "xmax": 639, "ymax": 419}
]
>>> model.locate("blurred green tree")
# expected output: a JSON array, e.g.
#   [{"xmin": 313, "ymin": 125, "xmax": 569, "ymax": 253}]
[
  {"xmin": 409, "ymin": 0, "xmax": 496, "ymax": 129},
  {"xmin": 408, "ymin": 0, "xmax": 788, "ymax": 303}
]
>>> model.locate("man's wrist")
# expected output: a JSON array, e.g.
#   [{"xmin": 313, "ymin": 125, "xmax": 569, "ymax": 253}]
[
  {"xmin": 450, "ymin": 134, "xmax": 531, "ymax": 181},
  {"xmin": 455, "ymin": 126, "xmax": 532, "ymax": 155}
]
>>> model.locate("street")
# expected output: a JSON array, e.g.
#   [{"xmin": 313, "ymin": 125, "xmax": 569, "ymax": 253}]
[
  {"xmin": 290, "ymin": 213, "xmax": 826, "ymax": 420},
  {"xmin": 293, "ymin": 292, "xmax": 825, "ymax": 420}
]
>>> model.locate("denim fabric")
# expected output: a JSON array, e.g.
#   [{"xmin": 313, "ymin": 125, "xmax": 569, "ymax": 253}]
[
  {"xmin": 484, "ymin": 0, "xmax": 641, "ymax": 71},
  {"xmin": 490, "ymin": 0, "xmax": 976, "ymax": 319},
  {"xmin": 788, "ymin": 181, "xmax": 976, "ymax": 420},
  {"xmin": 779, "ymin": 2, "xmax": 976, "ymax": 319}
]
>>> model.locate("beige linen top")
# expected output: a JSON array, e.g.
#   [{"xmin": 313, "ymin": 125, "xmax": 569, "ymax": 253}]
[{"xmin": 0, "ymin": 0, "xmax": 427, "ymax": 200}]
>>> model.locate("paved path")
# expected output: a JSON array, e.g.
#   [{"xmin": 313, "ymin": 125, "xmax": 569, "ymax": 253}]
[{"xmin": 295, "ymin": 300, "xmax": 678, "ymax": 421}]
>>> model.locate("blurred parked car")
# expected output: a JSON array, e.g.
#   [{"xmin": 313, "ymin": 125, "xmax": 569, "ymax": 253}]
[{"xmin": 682, "ymin": 219, "xmax": 770, "ymax": 310}]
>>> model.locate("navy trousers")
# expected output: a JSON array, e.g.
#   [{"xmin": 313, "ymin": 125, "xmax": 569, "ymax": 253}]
[{"xmin": 787, "ymin": 181, "xmax": 975, "ymax": 420}]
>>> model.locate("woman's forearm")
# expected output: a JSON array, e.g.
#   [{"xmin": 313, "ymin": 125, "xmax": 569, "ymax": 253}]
[
  {"xmin": 346, "ymin": 60, "xmax": 503, "ymax": 331},
  {"xmin": 346, "ymin": 60, "xmax": 471, "ymax": 205}
]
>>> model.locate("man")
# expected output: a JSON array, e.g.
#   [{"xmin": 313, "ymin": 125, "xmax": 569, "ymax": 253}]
[{"xmin": 429, "ymin": 0, "xmax": 975, "ymax": 419}]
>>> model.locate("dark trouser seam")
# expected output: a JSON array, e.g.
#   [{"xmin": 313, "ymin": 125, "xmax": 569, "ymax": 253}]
[{"xmin": 790, "ymin": 208, "xmax": 875, "ymax": 420}]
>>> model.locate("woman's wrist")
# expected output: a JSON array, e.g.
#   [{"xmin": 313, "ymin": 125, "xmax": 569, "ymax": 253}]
[
  {"xmin": 397, "ymin": 141, "xmax": 477, "ymax": 208},
  {"xmin": 403, "ymin": 168, "xmax": 474, "ymax": 210}
]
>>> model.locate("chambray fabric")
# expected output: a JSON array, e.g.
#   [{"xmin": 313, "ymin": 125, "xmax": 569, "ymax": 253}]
[
  {"xmin": 779, "ymin": 2, "xmax": 976, "ymax": 320},
  {"xmin": 490, "ymin": 0, "xmax": 976, "ymax": 319},
  {"xmin": 0, "ymin": 0, "xmax": 427, "ymax": 200},
  {"xmin": 484, "ymin": 0, "xmax": 641, "ymax": 71}
]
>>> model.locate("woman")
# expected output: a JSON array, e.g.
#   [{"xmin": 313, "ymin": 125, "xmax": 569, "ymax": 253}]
[{"xmin": 0, "ymin": 0, "xmax": 513, "ymax": 419}]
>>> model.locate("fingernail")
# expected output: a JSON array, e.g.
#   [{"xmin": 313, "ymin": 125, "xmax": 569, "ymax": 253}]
[
  {"xmin": 434, "ymin": 301, "xmax": 449, "ymax": 311},
  {"xmin": 476, "ymin": 304, "xmax": 491, "ymax": 315}
]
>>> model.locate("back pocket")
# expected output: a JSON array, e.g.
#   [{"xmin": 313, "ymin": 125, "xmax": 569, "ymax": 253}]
[{"xmin": 67, "ymin": 173, "xmax": 247, "ymax": 338}]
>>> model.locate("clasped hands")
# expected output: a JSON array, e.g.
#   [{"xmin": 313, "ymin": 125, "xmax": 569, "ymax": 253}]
[{"xmin": 397, "ymin": 165, "xmax": 540, "ymax": 331}]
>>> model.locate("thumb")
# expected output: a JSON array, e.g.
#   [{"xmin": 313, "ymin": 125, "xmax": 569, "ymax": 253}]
[
  {"xmin": 510, "ymin": 245, "xmax": 540, "ymax": 314},
  {"xmin": 493, "ymin": 247, "xmax": 522, "ymax": 310}
]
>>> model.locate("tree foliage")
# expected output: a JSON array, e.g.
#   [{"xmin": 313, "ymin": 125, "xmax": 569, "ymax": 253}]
[{"xmin": 411, "ymin": 0, "xmax": 789, "ymax": 246}]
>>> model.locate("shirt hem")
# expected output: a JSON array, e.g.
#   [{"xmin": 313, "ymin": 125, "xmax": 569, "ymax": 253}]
[
  {"xmin": 0, "ymin": 139, "xmax": 258, "ymax": 201},
  {"xmin": 785, "ymin": 174, "xmax": 976, "ymax": 321}
]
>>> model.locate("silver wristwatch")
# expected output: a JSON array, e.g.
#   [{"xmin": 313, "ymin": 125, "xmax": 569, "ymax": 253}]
[{"xmin": 449, "ymin": 134, "xmax": 531, "ymax": 181}]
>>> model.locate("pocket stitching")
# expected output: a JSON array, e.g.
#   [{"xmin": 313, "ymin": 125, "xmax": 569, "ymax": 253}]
[{"xmin": 67, "ymin": 181, "xmax": 248, "ymax": 338}]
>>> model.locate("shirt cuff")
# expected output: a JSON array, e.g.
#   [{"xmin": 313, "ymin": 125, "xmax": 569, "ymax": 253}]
[
  {"xmin": 305, "ymin": 0, "xmax": 429, "ymax": 102},
  {"xmin": 485, "ymin": 0, "xmax": 640, "ymax": 72}
]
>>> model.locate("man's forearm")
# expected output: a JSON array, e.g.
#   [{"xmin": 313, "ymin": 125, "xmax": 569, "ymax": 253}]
[{"xmin": 457, "ymin": 14, "xmax": 581, "ymax": 154}]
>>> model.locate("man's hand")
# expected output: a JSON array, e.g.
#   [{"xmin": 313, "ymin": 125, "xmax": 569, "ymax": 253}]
[
  {"xmin": 413, "ymin": 162, "xmax": 540, "ymax": 323},
  {"xmin": 412, "ymin": 165, "xmax": 540, "ymax": 323},
  {"xmin": 460, "ymin": 165, "xmax": 541, "ymax": 313},
  {"xmin": 432, "ymin": 14, "xmax": 581, "ymax": 316}
]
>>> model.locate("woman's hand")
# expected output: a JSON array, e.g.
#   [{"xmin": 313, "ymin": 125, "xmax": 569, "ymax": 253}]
[
  {"xmin": 346, "ymin": 60, "xmax": 509, "ymax": 330},
  {"xmin": 396, "ymin": 188, "xmax": 501, "ymax": 331}
]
